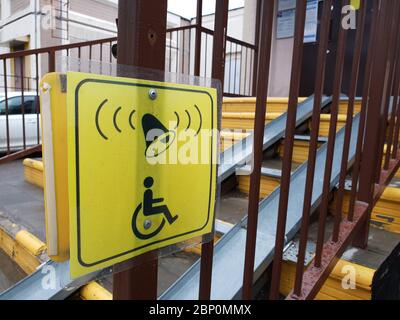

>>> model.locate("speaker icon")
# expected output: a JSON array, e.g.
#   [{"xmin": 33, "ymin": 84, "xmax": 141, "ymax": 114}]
[{"xmin": 142, "ymin": 114, "xmax": 176, "ymax": 158}]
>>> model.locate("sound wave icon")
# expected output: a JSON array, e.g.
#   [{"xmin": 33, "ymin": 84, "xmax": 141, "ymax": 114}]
[
  {"xmin": 95, "ymin": 99, "xmax": 136, "ymax": 140},
  {"xmin": 95, "ymin": 100, "xmax": 203, "ymax": 141},
  {"xmin": 174, "ymin": 104, "xmax": 203, "ymax": 136}
]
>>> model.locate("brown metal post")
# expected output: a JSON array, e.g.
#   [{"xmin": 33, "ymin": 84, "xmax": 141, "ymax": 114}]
[
  {"xmin": 392, "ymin": 98, "xmax": 400, "ymax": 157},
  {"xmin": 194, "ymin": 0, "xmax": 203, "ymax": 77},
  {"xmin": 198, "ymin": 0, "xmax": 228, "ymax": 300},
  {"xmin": 314, "ymin": 0, "xmax": 349, "ymax": 266},
  {"xmin": 292, "ymin": 0, "xmax": 333, "ymax": 297},
  {"xmin": 385, "ymin": 35, "xmax": 400, "ymax": 167},
  {"xmin": 241, "ymin": 0, "xmax": 275, "ymax": 300},
  {"xmin": 251, "ymin": 0, "xmax": 261, "ymax": 96},
  {"xmin": 374, "ymin": 0, "xmax": 400, "ymax": 175},
  {"xmin": 113, "ymin": 0, "xmax": 168, "ymax": 300},
  {"xmin": 3, "ymin": 59, "xmax": 11, "ymax": 154},
  {"xmin": 211, "ymin": 0, "xmax": 229, "ymax": 85},
  {"xmin": 348, "ymin": 0, "xmax": 380, "ymax": 221},
  {"xmin": 48, "ymin": 50, "xmax": 56, "ymax": 72},
  {"xmin": 332, "ymin": 1, "xmax": 367, "ymax": 242},
  {"xmin": 21, "ymin": 56, "xmax": 26, "ymax": 150},
  {"xmin": 269, "ymin": 0, "xmax": 308, "ymax": 300},
  {"xmin": 353, "ymin": 0, "xmax": 392, "ymax": 249}
]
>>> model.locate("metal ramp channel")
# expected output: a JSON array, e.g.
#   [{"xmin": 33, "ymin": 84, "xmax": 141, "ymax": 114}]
[
  {"xmin": 0, "ymin": 95, "xmax": 331, "ymax": 300},
  {"xmin": 160, "ymin": 113, "xmax": 360, "ymax": 300},
  {"xmin": 0, "ymin": 261, "xmax": 108, "ymax": 300},
  {"xmin": 219, "ymin": 95, "xmax": 331, "ymax": 181}
]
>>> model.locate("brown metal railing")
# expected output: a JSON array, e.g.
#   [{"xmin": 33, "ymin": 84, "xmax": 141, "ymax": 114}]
[
  {"xmin": 259, "ymin": 0, "xmax": 400, "ymax": 300},
  {"xmin": 0, "ymin": 21, "xmax": 256, "ymax": 163},
  {"xmin": 0, "ymin": 36, "xmax": 118, "ymax": 164},
  {"xmin": 166, "ymin": 25, "xmax": 257, "ymax": 96},
  {"xmin": 3, "ymin": 0, "xmax": 399, "ymax": 301}
]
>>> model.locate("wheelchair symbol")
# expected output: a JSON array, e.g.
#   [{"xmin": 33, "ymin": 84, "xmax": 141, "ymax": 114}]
[{"xmin": 132, "ymin": 177, "xmax": 179, "ymax": 240}]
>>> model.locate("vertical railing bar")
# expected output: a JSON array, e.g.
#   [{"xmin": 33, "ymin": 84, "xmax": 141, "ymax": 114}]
[
  {"xmin": 372, "ymin": 0, "xmax": 398, "ymax": 183},
  {"xmin": 249, "ymin": 49, "xmax": 253, "ymax": 96},
  {"xmin": 242, "ymin": 0, "xmax": 275, "ymax": 300},
  {"xmin": 392, "ymin": 92, "xmax": 400, "ymax": 157},
  {"xmin": 3, "ymin": 58, "xmax": 11, "ymax": 155},
  {"xmin": 244, "ymin": 46, "xmax": 248, "ymax": 96},
  {"xmin": 194, "ymin": 0, "xmax": 203, "ymax": 77},
  {"xmin": 315, "ymin": 0, "xmax": 349, "ymax": 266},
  {"xmin": 109, "ymin": 42, "xmax": 113, "ymax": 63},
  {"xmin": 35, "ymin": 53, "xmax": 40, "ymax": 145},
  {"xmin": 228, "ymin": 41, "xmax": 233, "ymax": 93},
  {"xmin": 293, "ymin": 0, "xmax": 333, "ymax": 296},
  {"xmin": 181, "ymin": 29, "xmax": 185, "ymax": 74},
  {"xmin": 100, "ymin": 43, "xmax": 103, "ymax": 62},
  {"xmin": 332, "ymin": 0, "xmax": 367, "ymax": 241},
  {"xmin": 348, "ymin": 0, "xmax": 380, "ymax": 221},
  {"xmin": 269, "ymin": 0, "xmax": 308, "ymax": 300},
  {"xmin": 251, "ymin": 0, "xmax": 261, "ymax": 96},
  {"xmin": 48, "ymin": 50, "xmax": 56, "ymax": 72},
  {"xmin": 238, "ymin": 45, "xmax": 242, "ymax": 95},
  {"xmin": 176, "ymin": 31, "xmax": 179, "ymax": 74},
  {"xmin": 21, "ymin": 55, "xmax": 26, "ymax": 150},
  {"xmin": 233, "ymin": 43, "xmax": 238, "ymax": 94},
  {"xmin": 374, "ymin": 0, "xmax": 400, "ymax": 175},
  {"xmin": 188, "ymin": 27, "xmax": 192, "ymax": 74},
  {"xmin": 204, "ymin": 34, "xmax": 208, "ymax": 77},
  {"xmin": 384, "ymin": 30, "xmax": 400, "ymax": 167},
  {"xmin": 384, "ymin": 37, "xmax": 400, "ymax": 165},
  {"xmin": 393, "ymin": 112, "xmax": 400, "ymax": 155},
  {"xmin": 169, "ymin": 32, "xmax": 173, "ymax": 73}
]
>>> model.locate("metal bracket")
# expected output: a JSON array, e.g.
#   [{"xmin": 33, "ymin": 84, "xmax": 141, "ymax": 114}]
[
  {"xmin": 60, "ymin": 74, "xmax": 67, "ymax": 93},
  {"xmin": 283, "ymin": 240, "xmax": 316, "ymax": 267}
]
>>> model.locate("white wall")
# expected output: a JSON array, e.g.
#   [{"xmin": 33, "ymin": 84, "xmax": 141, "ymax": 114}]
[{"xmin": 242, "ymin": 0, "xmax": 294, "ymax": 97}]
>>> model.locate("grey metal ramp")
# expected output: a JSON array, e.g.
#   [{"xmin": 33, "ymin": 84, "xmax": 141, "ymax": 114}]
[
  {"xmin": 0, "ymin": 260, "xmax": 107, "ymax": 300},
  {"xmin": 160, "ymin": 113, "xmax": 360, "ymax": 300},
  {"xmin": 219, "ymin": 95, "xmax": 331, "ymax": 181},
  {"xmin": 0, "ymin": 95, "xmax": 330, "ymax": 300}
]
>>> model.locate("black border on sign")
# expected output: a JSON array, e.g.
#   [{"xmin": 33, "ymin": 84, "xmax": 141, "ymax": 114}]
[{"xmin": 74, "ymin": 78, "xmax": 215, "ymax": 267}]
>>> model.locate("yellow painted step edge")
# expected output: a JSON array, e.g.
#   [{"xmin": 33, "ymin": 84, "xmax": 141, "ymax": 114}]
[
  {"xmin": 15, "ymin": 230, "xmax": 47, "ymax": 256},
  {"xmin": 23, "ymin": 158, "xmax": 44, "ymax": 188},
  {"xmin": 23, "ymin": 158, "xmax": 44, "ymax": 172},
  {"xmin": 80, "ymin": 281, "xmax": 112, "ymax": 300},
  {"xmin": 1, "ymin": 224, "xmax": 111, "ymax": 301},
  {"xmin": 0, "ymin": 226, "xmax": 42, "ymax": 274}
]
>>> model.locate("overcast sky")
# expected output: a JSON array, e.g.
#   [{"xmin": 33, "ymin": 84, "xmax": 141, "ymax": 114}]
[{"xmin": 168, "ymin": 0, "xmax": 245, "ymax": 19}]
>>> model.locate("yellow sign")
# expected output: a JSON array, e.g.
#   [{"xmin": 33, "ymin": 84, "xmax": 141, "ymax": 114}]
[
  {"xmin": 350, "ymin": 0, "xmax": 360, "ymax": 10},
  {"xmin": 67, "ymin": 72, "xmax": 218, "ymax": 278}
]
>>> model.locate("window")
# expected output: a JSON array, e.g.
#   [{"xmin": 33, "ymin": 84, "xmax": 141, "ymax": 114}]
[{"xmin": 0, "ymin": 96, "xmax": 37, "ymax": 115}]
